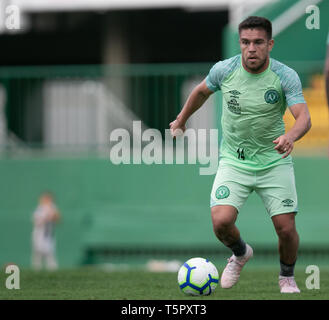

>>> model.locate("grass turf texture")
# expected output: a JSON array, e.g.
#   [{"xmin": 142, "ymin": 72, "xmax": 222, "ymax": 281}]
[{"xmin": 0, "ymin": 267, "xmax": 328, "ymax": 300}]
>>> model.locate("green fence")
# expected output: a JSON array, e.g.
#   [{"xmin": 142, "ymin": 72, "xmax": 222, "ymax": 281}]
[
  {"xmin": 0, "ymin": 60, "xmax": 326, "ymax": 153},
  {"xmin": 0, "ymin": 63, "xmax": 217, "ymax": 149}
]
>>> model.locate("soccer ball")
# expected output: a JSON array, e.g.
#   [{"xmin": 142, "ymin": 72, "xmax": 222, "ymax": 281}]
[{"xmin": 177, "ymin": 257, "xmax": 219, "ymax": 296}]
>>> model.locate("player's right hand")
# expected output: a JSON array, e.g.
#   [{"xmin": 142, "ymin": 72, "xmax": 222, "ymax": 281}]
[{"xmin": 169, "ymin": 118, "xmax": 186, "ymax": 138}]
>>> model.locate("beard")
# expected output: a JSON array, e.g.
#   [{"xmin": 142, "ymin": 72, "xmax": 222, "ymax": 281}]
[{"xmin": 244, "ymin": 56, "xmax": 268, "ymax": 73}]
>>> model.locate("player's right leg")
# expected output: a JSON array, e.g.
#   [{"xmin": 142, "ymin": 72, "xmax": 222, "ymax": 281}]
[
  {"xmin": 211, "ymin": 205, "xmax": 239, "ymax": 246},
  {"xmin": 210, "ymin": 164, "xmax": 254, "ymax": 288},
  {"xmin": 211, "ymin": 205, "xmax": 253, "ymax": 289}
]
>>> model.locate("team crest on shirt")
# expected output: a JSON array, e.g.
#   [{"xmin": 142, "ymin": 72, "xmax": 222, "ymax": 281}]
[
  {"xmin": 215, "ymin": 185, "xmax": 230, "ymax": 199},
  {"xmin": 264, "ymin": 89, "xmax": 280, "ymax": 104}
]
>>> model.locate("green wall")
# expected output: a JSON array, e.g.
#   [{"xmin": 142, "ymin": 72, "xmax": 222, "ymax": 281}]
[{"xmin": 0, "ymin": 156, "xmax": 328, "ymax": 268}]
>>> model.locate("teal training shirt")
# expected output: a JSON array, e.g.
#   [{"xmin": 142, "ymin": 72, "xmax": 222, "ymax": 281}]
[{"xmin": 206, "ymin": 54, "xmax": 306, "ymax": 171}]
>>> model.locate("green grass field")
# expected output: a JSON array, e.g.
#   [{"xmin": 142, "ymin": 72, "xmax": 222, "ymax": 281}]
[{"xmin": 0, "ymin": 267, "xmax": 328, "ymax": 300}]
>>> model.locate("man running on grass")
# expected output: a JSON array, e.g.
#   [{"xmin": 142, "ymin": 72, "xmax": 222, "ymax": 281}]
[{"xmin": 170, "ymin": 16, "xmax": 311, "ymax": 293}]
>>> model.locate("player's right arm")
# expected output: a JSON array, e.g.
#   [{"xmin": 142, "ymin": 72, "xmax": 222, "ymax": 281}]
[
  {"xmin": 170, "ymin": 56, "xmax": 240, "ymax": 137},
  {"xmin": 170, "ymin": 80, "xmax": 214, "ymax": 137}
]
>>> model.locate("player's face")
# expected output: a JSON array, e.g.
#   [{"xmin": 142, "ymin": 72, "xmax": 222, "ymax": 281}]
[{"xmin": 239, "ymin": 28, "xmax": 274, "ymax": 74}]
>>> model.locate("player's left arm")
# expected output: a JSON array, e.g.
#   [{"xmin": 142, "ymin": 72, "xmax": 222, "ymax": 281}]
[{"xmin": 273, "ymin": 103, "xmax": 311, "ymax": 158}]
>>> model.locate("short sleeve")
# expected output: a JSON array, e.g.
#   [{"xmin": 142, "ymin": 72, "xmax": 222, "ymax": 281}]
[
  {"xmin": 281, "ymin": 67, "xmax": 306, "ymax": 107},
  {"xmin": 206, "ymin": 62, "xmax": 223, "ymax": 92},
  {"xmin": 205, "ymin": 55, "xmax": 241, "ymax": 92}
]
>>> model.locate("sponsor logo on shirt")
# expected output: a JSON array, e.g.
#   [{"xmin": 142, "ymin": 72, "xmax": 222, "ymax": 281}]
[
  {"xmin": 227, "ymin": 98, "xmax": 241, "ymax": 114},
  {"xmin": 227, "ymin": 89, "xmax": 242, "ymax": 114},
  {"xmin": 228, "ymin": 90, "xmax": 241, "ymax": 99}
]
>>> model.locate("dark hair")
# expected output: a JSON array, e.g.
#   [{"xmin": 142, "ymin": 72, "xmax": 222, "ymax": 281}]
[{"xmin": 238, "ymin": 16, "xmax": 272, "ymax": 39}]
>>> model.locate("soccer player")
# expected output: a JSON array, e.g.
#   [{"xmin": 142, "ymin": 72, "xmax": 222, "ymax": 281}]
[
  {"xmin": 170, "ymin": 16, "xmax": 311, "ymax": 293},
  {"xmin": 31, "ymin": 192, "xmax": 61, "ymax": 270}
]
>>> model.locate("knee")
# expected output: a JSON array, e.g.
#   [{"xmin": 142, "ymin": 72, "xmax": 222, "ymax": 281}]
[
  {"xmin": 211, "ymin": 206, "xmax": 236, "ymax": 233},
  {"xmin": 276, "ymin": 225, "xmax": 298, "ymax": 241}
]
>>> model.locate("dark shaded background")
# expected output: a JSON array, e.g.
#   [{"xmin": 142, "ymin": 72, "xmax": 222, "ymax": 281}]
[{"xmin": 0, "ymin": 9, "xmax": 228, "ymax": 66}]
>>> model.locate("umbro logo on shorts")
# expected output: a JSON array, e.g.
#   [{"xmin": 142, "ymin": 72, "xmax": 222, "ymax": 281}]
[{"xmin": 282, "ymin": 199, "xmax": 294, "ymax": 207}]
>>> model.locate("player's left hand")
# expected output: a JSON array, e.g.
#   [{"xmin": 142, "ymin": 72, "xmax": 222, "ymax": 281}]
[{"xmin": 273, "ymin": 134, "xmax": 294, "ymax": 158}]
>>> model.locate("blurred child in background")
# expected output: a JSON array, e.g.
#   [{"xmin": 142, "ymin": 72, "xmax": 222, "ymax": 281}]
[{"xmin": 31, "ymin": 192, "xmax": 60, "ymax": 270}]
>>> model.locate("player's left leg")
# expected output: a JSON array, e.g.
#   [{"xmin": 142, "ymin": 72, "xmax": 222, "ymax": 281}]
[
  {"xmin": 272, "ymin": 213, "xmax": 299, "ymax": 265},
  {"xmin": 272, "ymin": 213, "xmax": 300, "ymax": 293},
  {"xmin": 255, "ymin": 163, "xmax": 300, "ymax": 293}
]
